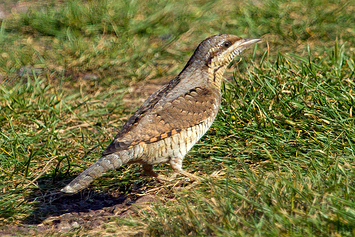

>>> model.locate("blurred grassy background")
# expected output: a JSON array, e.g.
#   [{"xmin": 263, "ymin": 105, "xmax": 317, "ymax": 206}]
[{"xmin": 0, "ymin": 0, "xmax": 354, "ymax": 236}]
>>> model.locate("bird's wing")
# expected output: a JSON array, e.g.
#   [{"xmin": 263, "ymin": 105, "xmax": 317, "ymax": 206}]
[{"xmin": 102, "ymin": 86, "xmax": 221, "ymax": 155}]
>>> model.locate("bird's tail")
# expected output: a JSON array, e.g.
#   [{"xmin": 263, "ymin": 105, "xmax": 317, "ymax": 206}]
[{"xmin": 61, "ymin": 152, "xmax": 128, "ymax": 194}]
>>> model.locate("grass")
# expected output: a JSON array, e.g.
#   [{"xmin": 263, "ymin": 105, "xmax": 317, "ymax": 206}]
[{"xmin": 0, "ymin": 0, "xmax": 355, "ymax": 236}]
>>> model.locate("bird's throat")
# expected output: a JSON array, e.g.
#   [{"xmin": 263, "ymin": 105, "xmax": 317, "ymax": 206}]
[{"xmin": 208, "ymin": 65, "xmax": 227, "ymax": 89}]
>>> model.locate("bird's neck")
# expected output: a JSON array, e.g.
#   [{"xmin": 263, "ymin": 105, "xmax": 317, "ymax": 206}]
[
  {"xmin": 177, "ymin": 61, "xmax": 227, "ymax": 90},
  {"xmin": 206, "ymin": 64, "xmax": 228, "ymax": 89}
]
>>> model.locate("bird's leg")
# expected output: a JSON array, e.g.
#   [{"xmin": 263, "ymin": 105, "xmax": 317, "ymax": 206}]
[
  {"xmin": 142, "ymin": 164, "xmax": 170, "ymax": 182},
  {"xmin": 142, "ymin": 164, "xmax": 157, "ymax": 177},
  {"xmin": 169, "ymin": 156, "xmax": 200, "ymax": 181},
  {"xmin": 142, "ymin": 161, "xmax": 199, "ymax": 182}
]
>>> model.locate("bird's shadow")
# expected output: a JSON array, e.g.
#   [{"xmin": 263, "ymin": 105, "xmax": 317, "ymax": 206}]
[{"xmin": 22, "ymin": 174, "xmax": 159, "ymax": 231}]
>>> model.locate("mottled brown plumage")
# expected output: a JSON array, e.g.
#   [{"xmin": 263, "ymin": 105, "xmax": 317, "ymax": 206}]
[
  {"xmin": 103, "ymin": 86, "xmax": 219, "ymax": 153},
  {"xmin": 61, "ymin": 34, "xmax": 261, "ymax": 194}
]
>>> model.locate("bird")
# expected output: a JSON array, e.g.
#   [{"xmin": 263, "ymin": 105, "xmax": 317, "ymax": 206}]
[{"xmin": 61, "ymin": 34, "xmax": 261, "ymax": 194}]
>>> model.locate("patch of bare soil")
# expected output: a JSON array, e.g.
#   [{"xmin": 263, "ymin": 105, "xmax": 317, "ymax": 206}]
[
  {"xmin": 0, "ymin": 178, "xmax": 169, "ymax": 236},
  {"xmin": 0, "ymin": 0, "xmax": 39, "ymax": 19}
]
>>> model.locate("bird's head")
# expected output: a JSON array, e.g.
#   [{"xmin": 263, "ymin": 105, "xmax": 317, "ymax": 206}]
[
  {"xmin": 196, "ymin": 34, "xmax": 261, "ymax": 69},
  {"xmin": 180, "ymin": 34, "xmax": 260, "ymax": 87}
]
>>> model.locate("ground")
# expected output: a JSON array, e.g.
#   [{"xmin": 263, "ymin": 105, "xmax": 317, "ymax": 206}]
[
  {"xmin": 1, "ymin": 177, "xmax": 179, "ymax": 236},
  {"xmin": 1, "ymin": 0, "xmax": 354, "ymax": 236}
]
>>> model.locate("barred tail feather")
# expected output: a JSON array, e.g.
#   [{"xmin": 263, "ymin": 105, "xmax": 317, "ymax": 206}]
[{"xmin": 61, "ymin": 153, "xmax": 125, "ymax": 194}]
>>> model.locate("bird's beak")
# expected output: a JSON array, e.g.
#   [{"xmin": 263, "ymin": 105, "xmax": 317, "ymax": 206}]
[{"xmin": 239, "ymin": 38, "xmax": 262, "ymax": 48}]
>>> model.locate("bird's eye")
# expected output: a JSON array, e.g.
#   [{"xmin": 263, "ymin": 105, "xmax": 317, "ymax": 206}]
[{"xmin": 223, "ymin": 41, "xmax": 231, "ymax": 47}]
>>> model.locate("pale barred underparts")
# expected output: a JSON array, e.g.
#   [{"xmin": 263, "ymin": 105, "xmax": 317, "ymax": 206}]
[{"xmin": 61, "ymin": 34, "xmax": 261, "ymax": 194}]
